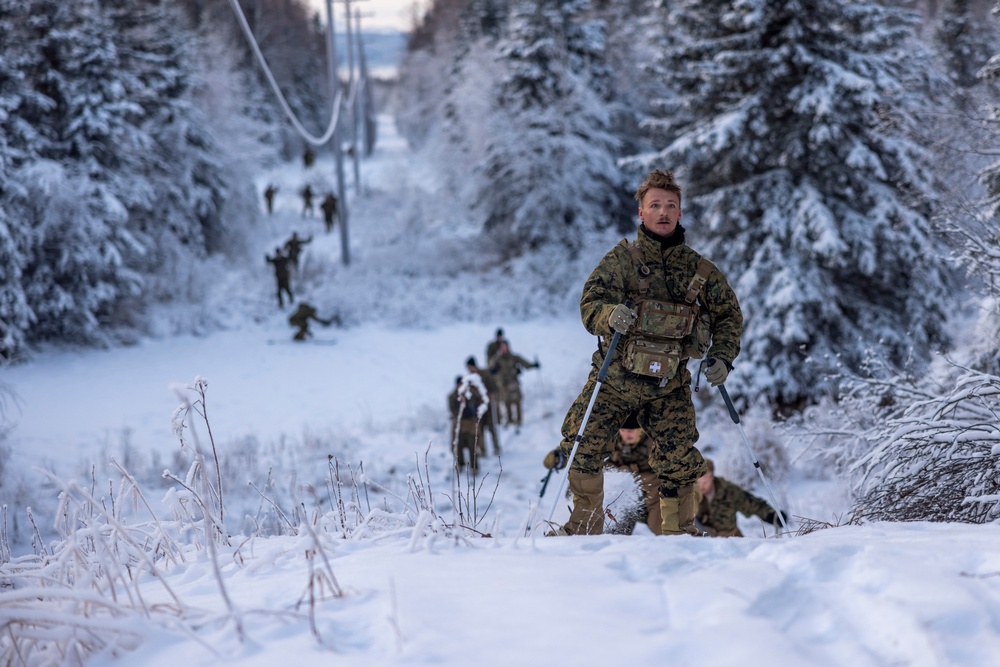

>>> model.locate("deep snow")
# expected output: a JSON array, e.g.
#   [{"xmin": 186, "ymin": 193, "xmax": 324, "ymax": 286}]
[{"xmin": 2, "ymin": 115, "xmax": 1000, "ymax": 667}]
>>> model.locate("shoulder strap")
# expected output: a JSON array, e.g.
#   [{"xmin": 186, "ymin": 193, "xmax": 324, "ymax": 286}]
[
  {"xmin": 620, "ymin": 238, "xmax": 651, "ymax": 295},
  {"xmin": 684, "ymin": 258, "xmax": 714, "ymax": 304}
]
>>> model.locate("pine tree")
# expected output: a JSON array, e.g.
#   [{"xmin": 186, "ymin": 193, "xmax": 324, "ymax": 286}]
[
  {"xmin": 936, "ymin": 0, "xmax": 998, "ymax": 89},
  {"xmin": 0, "ymin": 0, "xmax": 34, "ymax": 360},
  {"xmin": 477, "ymin": 0, "xmax": 622, "ymax": 255},
  {"xmin": 636, "ymin": 0, "xmax": 955, "ymax": 409},
  {"xmin": 979, "ymin": 2, "xmax": 1000, "ymax": 227}
]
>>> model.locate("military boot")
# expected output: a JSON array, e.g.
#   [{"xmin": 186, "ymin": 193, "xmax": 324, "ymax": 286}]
[
  {"xmin": 676, "ymin": 484, "xmax": 704, "ymax": 536},
  {"xmin": 659, "ymin": 483, "xmax": 703, "ymax": 536},
  {"xmin": 561, "ymin": 469, "xmax": 605, "ymax": 535}
]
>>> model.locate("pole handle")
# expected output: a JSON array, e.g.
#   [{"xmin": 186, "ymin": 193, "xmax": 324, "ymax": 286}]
[
  {"xmin": 596, "ymin": 299, "xmax": 632, "ymax": 383},
  {"xmin": 718, "ymin": 383, "xmax": 741, "ymax": 424}
]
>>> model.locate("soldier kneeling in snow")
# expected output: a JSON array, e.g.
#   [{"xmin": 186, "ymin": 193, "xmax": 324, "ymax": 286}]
[{"xmin": 288, "ymin": 302, "xmax": 338, "ymax": 341}]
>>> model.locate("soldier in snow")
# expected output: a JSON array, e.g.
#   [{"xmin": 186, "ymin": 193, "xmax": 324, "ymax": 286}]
[
  {"xmin": 695, "ymin": 459, "xmax": 788, "ymax": 537},
  {"xmin": 604, "ymin": 412, "xmax": 662, "ymax": 535},
  {"xmin": 487, "ymin": 340, "xmax": 538, "ymax": 429},
  {"xmin": 485, "ymin": 327, "xmax": 507, "ymax": 365},
  {"xmin": 320, "ymin": 193, "xmax": 339, "ymax": 233},
  {"xmin": 300, "ymin": 184, "xmax": 315, "ymax": 217},
  {"xmin": 288, "ymin": 302, "xmax": 338, "ymax": 341},
  {"xmin": 283, "ymin": 231, "xmax": 312, "ymax": 272},
  {"xmin": 466, "ymin": 356, "xmax": 500, "ymax": 456},
  {"xmin": 542, "ymin": 169, "xmax": 743, "ymax": 536},
  {"xmin": 265, "ymin": 247, "xmax": 294, "ymax": 309},
  {"xmin": 448, "ymin": 376, "xmax": 483, "ymax": 475},
  {"xmin": 264, "ymin": 184, "xmax": 278, "ymax": 214}
]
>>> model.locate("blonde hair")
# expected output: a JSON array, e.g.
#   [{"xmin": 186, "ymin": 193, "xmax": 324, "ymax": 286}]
[{"xmin": 635, "ymin": 169, "xmax": 682, "ymax": 205}]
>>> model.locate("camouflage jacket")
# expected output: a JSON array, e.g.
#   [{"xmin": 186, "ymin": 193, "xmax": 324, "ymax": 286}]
[
  {"xmin": 470, "ymin": 366, "xmax": 499, "ymax": 396},
  {"xmin": 605, "ymin": 432, "xmax": 655, "ymax": 474},
  {"xmin": 580, "ymin": 226, "xmax": 742, "ymax": 393},
  {"xmin": 697, "ymin": 476, "xmax": 773, "ymax": 537},
  {"xmin": 488, "ymin": 351, "xmax": 534, "ymax": 389}
]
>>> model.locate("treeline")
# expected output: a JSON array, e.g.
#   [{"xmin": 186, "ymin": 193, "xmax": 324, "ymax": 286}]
[{"xmin": 0, "ymin": 0, "xmax": 328, "ymax": 362}]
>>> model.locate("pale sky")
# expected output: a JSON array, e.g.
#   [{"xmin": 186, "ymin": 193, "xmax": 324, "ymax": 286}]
[{"xmin": 306, "ymin": 0, "xmax": 429, "ymax": 32}]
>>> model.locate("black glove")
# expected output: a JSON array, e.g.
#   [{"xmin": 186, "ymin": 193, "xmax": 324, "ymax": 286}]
[
  {"xmin": 763, "ymin": 510, "xmax": 789, "ymax": 525},
  {"xmin": 533, "ymin": 361, "xmax": 541, "ymax": 369},
  {"xmin": 543, "ymin": 449, "xmax": 566, "ymax": 470}
]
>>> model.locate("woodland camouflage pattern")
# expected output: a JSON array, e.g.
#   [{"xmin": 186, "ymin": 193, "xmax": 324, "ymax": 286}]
[
  {"xmin": 697, "ymin": 476, "xmax": 774, "ymax": 537},
  {"xmin": 606, "ymin": 431, "xmax": 662, "ymax": 534},
  {"xmin": 558, "ymin": 227, "xmax": 742, "ymax": 490}
]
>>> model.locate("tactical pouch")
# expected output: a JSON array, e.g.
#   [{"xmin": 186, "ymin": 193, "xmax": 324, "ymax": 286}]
[
  {"xmin": 681, "ymin": 310, "xmax": 712, "ymax": 360},
  {"xmin": 622, "ymin": 338, "xmax": 683, "ymax": 380},
  {"xmin": 635, "ymin": 300, "xmax": 698, "ymax": 339},
  {"xmin": 621, "ymin": 299, "xmax": 701, "ymax": 380}
]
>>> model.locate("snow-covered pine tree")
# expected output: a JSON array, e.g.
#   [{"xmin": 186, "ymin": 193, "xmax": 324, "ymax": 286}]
[
  {"xmin": 635, "ymin": 0, "xmax": 955, "ymax": 410},
  {"xmin": 11, "ymin": 0, "xmax": 148, "ymax": 346},
  {"xmin": 790, "ymin": 2, "xmax": 1000, "ymax": 524},
  {"xmin": 476, "ymin": 0, "xmax": 622, "ymax": 255},
  {"xmin": 979, "ymin": 1, "xmax": 1000, "ymax": 235},
  {"xmin": 936, "ymin": 0, "xmax": 999, "ymax": 90},
  {"xmin": 0, "ymin": 0, "xmax": 35, "ymax": 361},
  {"xmin": 102, "ymin": 0, "xmax": 229, "ymax": 258},
  {"xmin": 959, "ymin": 0, "xmax": 1000, "ymax": 375}
]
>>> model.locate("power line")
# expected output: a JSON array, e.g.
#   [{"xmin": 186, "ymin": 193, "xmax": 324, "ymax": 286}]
[{"xmin": 226, "ymin": 0, "xmax": 343, "ymax": 147}]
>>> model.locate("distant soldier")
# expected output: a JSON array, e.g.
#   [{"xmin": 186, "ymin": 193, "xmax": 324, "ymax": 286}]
[
  {"xmin": 264, "ymin": 184, "xmax": 278, "ymax": 214},
  {"xmin": 265, "ymin": 247, "xmax": 294, "ymax": 308},
  {"xmin": 301, "ymin": 184, "xmax": 314, "ymax": 217},
  {"xmin": 303, "ymin": 146, "xmax": 316, "ymax": 168},
  {"xmin": 448, "ymin": 376, "xmax": 482, "ymax": 475},
  {"xmin": 696, "ymin": 459, "xmax": 787, "ymax": 537},
  {"xmin": 465, "ymin": 356, "xmax": 500, "ymax": 456},
  {"xmin": 283, "ymin": 232, "xmax": 313, "ymax": 271},
  {"xmin": 604, "ymin": 413, "xmax": 662, "ymax": 535},
  {"xmin": 485, "ymin": 328, "xmax": 507, "ymax": 364},
  {"xmin": 288, "ymin": 302, "xmax": 338, "ymax": 341},
  {"xmin": 487, "ymin": 341, "xmax": 539, "ymax": 428},
  {"xmin": 320, "ymin": 193, "xmax": 339, "ymax": 233}
]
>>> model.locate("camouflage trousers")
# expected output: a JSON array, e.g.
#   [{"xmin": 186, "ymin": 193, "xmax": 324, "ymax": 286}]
[
  {"xmin": 558, "ymin": 373, "xmax": 707, "ymax": 491},
  {"xmin": 498, "ymin": 383, "xmax": 523, "ymax": 426},
  {"xmin": 452, "ymin": 420, "xmax": 479, "ymax": 473}
]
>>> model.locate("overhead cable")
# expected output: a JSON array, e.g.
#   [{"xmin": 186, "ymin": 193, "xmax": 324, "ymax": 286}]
[{"xmin": 226, "ymin": 0, "xmax": 344, "ymax": 146}]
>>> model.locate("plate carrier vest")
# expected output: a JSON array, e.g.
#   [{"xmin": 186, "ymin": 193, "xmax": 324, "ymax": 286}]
[{"xmin": 619, "ymin": 239, "xmax": 713, "ymax": 385}]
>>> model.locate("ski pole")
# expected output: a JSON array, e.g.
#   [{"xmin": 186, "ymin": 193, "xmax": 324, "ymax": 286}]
[
  {"xmin": 546, "ymin": 301, "xmax": 631, "ymax": 524},
  {"xmin": 539, "ymin": 468, "xmax": 555, "ymax": 498},
  {"xmin": 710, "ymin": 370, "xmax": 790, "ymax": 533}
]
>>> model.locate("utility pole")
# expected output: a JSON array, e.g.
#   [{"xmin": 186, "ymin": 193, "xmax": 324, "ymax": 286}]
[
  {"xmin": 324, "ymin": 0, "xmax": 350, "ymax": 266},
  {"xmin": 342, "ymin": 0, "xmax": 363, "ymax": 195},
  {"xmin": 355, "ymin": 8, "xmax": 376, "ymax": 156}
]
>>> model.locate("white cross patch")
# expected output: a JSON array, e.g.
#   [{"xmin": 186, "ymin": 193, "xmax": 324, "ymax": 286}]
[{"xmin": 649, "ymin": 361, "xmax": 661, "ymax": 373}]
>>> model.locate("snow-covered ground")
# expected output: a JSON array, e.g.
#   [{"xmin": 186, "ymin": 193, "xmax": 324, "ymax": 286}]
[{"xmin": 2, "ymin": 115, "xmax": 1000, "ymax": 667}]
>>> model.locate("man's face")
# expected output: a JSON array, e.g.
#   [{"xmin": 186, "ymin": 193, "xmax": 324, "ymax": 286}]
[
  {"xmin": 619, "ymin": 427, "xmax": 643, "ymax": 445},
  {"xmin": 638, "ymin": 187, "xmax": 682, "ymax": 237},
  {"xmin": 697, "ymin": 471, "xmax": 714, "ymax": 496}
]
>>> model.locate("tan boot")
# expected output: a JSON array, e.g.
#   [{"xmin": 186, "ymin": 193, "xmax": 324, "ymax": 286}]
[
  {"xmin": 660, "ymin": 483, "xmax": 704, "ymax": 536},
  {"xmin": 677, "ymin": 484, "xmax": 704, "ymax": 536},
  {"xmin": 562, "ymin": 469, "xmax": 605, "ymax": 535},
  {"xmin": 659, "ymin": 495, "xmax": 681, "ymax": 535}
]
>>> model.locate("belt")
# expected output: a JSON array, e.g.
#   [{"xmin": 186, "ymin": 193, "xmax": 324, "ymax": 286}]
[{"xmin": 624, "ymin": 371, "xmax": 667, "ymax": 386}]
